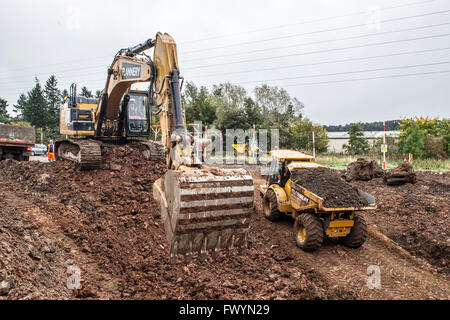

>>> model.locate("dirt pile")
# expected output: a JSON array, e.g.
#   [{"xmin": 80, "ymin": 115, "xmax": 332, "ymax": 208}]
[
  {"xmin": 344, "ymin": 157, "xmax": 384, "ymax": 182},
  {"xmin": 0, "ymin": 146, "xmax": 168, "ymax": 299},
  {"xmin": 383, "ymin": 162, "xmax": 416, "ymax": 185},
  {"xmin": 292, "ymin": 167, "xmax": 368, "ymax": 207},
  {"xmin": 351, "ymin": 171, "xmax": 449, "ymax": 274}
]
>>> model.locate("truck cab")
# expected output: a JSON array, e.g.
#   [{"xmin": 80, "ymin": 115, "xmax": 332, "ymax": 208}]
[{"xmin": 266, "ymin": 149, "xmax": 321, "ymax": 187}]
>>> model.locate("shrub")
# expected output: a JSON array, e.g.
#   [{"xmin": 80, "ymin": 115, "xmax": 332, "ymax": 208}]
[{"xmin": 423, "ymin": 135, "xmax": 447, "ymax": 159}]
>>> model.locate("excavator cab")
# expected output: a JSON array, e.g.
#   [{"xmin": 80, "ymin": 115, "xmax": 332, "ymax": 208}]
[{"xmin": 125, "ymin": 91, "xmax": 150, "ymax": 137}]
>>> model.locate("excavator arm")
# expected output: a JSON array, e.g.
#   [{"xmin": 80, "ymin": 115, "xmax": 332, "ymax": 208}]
[{"xmin": 151, "ymin": 32, "xmax": 192, "ymax": 169}]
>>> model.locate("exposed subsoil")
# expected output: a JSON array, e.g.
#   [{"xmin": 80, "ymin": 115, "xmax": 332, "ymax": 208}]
[
  {"xmin": 383, "ymin": 162, "xmax": 417, "ymax": 185},
  {"xmin": 292, "ymin": 167, "xmax": 367, "ymax": 207},
  {"xmin": 0, "ymin": 156, "xmax": 448, "ymax": 300},
  {"xmin": 351, "ymin": 171, "xmax": 449, "ymax": 274},
  {"xmin": 344, "ymin": 157, "xmax": 384, "ymax": 182}
]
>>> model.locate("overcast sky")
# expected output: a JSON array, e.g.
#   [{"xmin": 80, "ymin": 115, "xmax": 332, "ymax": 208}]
[{"xmin": 0, "ymin": 0, "xmax": 449, "ymax": 125}]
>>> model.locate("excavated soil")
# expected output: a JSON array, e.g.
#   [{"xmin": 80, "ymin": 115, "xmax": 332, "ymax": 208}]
[
  {"xmin": 292, "ymin": 167, "xmax": 367, "ymax": 207},
  {"xmin": 383, "ymin": 162, "xmax": 417, "ymax": 185},
  {"xmin": 344, "ymin": 157, "xmax": 384, "ymax": 182},
  {"xmin": 0, "ymin": 147, "xmax": 350, "ymax": 300},
  {"xmin": 351, "ymin": 171, "xmax": 449, "ymax": 274},
  {"xmin": 0, "ymin": 156, "xmax": 449, "ymax": 300}
]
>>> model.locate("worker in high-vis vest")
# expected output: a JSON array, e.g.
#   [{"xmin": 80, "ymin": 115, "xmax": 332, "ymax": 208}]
[{"xmin": 48, "ymin": 140, "xmax": 55, "ymax": 162}]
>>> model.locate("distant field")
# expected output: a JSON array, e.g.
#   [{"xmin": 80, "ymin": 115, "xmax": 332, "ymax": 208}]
[{"xmin": 316, "ymin": 154, "xmax": 450, "ymax": 172}]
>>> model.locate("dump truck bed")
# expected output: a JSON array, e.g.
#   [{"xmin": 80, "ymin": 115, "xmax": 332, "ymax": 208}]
[
  {"xmin": 290, "ymin": 182, "xmax": 376, "ymax": 212},
  {"xmin": 0, "ymin": 124, "xmax": 35, "ymax": 147}
]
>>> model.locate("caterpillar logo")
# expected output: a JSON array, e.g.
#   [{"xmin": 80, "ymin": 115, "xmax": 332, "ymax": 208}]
[{"xmin": 122, "ymin": 62, "xmax": 141, "ymax": 79}]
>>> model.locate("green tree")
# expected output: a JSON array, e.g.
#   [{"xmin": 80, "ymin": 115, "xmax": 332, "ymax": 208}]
[
  {"xmin": 343, "ymin": 123, "xmax": 370, "ymax": 155},
  {"xmin": 288, "ymin": 118, "xmax": 328, "ymax": 152},
  {"xmin": 0, "ymin": 97, "xmax": 8, "ymax": 118},
  {"xmin": 423, "ymin": 135, "xmax": 446, "ymax": 159},
  {"xmin": 13, "ymin": 93, "xmax": 28, "ymax": 120},
  {"xmin": 254, "ymin": 84, "xmax": 304, "ymax": 147},
  {"xmin": 44, "ymin": 75, "xmax": 62, "ymax": 128},
  {"xmin": 182, "ymin": 82, "xmax": 216, "ymax": 126},
  {"xmin": 19, "ymin": 78, "xmax": 50, "ymax": 128},
  {"xmin": 436, "ymin": 118, "xmax": 449, "ymax": 156},
  {"xmin": 242, "ymin": 97, "xmax": 263, "ymax": 129},
  {"xmin": 212, "ymin": 83, "xmax": 248, "ymax": 131},
  {"xmin": 398, "ymin": 117, "xmax": 438, "ymax": 151},
  {"xmin": 402, "ymin": 124, "xmax": 424, "ymax": 158},
  {"xmin": 95, "ymin": 90, "xmax": 101, "ymax": 99},
  {"xmin": 80, "ymin": 86, "xmax": 93, "ymax": 98}
]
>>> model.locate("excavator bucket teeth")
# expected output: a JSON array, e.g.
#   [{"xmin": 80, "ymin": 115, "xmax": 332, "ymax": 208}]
[{"xmin": 153, "ymin": 168, "xmax": 254, "ymax": 263}]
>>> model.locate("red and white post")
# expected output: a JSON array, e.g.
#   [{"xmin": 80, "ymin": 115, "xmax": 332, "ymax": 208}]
[
  {"xmin": 382, "ymin": 122, "xmax": 386, "ymax": 169},
  {"xmin": 312, "ymin": 124, "xmax": 316, "ymax": 160},
  {"xmin": 40, "ymin": 128, "xmax": 43, "ymax": 144}
]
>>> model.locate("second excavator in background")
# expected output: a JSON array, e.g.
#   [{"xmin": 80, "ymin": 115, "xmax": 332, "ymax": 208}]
[{"xmin": 57, "ymin": 32, "xmax": 254, "ymax": 263}]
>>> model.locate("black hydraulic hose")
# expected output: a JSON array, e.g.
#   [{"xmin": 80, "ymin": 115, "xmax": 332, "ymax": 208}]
[
  {"xmin": 126, "ymin": 38, "xmax": 155, "ymax": 55},
  {"xmin": 169, "ymin": 69, "xmax": 185, "ymax": 131}
]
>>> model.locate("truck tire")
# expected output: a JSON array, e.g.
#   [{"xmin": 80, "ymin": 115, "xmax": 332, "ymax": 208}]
[
  {"xmin": 293, "ymin": 213, "xmax": 324, "ymax": 251},
  {"xmin": 340, "ymin": 213, "xmax": 367, "ymax": 248},
  {"xmin": 263, "ymin": 189, "xmax": 282, "ymax": 221}
]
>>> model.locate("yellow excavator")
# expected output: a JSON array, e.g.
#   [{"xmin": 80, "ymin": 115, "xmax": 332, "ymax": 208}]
[{"xmin": 57, "ymin": 32, "xmax": 254, "ymax": 263}]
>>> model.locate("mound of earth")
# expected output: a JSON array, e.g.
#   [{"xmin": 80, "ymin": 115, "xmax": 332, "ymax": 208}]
[
  {"xmin": 292, "ymin": 167, "xmax": 368, "ymax": 208},
  {"xmin": 383, "ymin": 162, "xmax": 416, "ymax": 186},
  {"xmin": 344, "ymin": 157, "xmax": 384, "ymax": 182},
  {"xmin": 351, "ymin": 171, "xmax": 449, "ymax": 274}
]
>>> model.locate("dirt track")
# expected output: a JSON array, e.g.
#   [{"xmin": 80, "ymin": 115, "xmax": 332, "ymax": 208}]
[{"xmin": 0, "ymin": 150, "xmax": 448, "ymax": 299}]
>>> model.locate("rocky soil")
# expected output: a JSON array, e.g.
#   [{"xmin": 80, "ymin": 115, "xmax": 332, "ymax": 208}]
[{"xmin": 0, "ymin": 155, "xmax": 448, "ymax": 299}]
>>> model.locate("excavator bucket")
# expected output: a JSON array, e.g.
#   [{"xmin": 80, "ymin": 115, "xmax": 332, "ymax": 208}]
[{"xmin": 153, "ymin": 167, "xmax": 254, "ymax": 263}]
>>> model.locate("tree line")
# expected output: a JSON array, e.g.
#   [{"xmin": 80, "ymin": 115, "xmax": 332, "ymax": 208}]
[
  {"xmin": 343, "ymin": 118, "xmax": 449, "ymax": 159},
  {"xmin": 324, "ymin": 120, "xmax": 401, "ymax": 132},
  {"xmin": 181, "ymin": 82, "xmax": 329, "ymax": 152}
]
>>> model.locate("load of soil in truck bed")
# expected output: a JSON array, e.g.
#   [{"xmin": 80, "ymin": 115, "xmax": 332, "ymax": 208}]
[{"xmin": 292, "ymin": 167, "xmax": 368, "ymax": 208}]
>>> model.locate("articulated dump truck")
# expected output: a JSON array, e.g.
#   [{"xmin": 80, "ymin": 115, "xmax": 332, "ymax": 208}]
[{"xmin": 0, "ymin": 123, "xmax": 35, "ymax": 161}]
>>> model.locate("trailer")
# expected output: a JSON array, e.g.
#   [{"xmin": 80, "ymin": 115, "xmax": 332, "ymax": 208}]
[{"xmin": 0, "ymin": 123, "xmax": 35, "ymax": 161}]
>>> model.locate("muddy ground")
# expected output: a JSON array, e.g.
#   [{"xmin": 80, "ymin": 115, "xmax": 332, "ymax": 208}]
[{"xmin": 0, "ymin": 151, "xmax": 449, "ymax": 300}]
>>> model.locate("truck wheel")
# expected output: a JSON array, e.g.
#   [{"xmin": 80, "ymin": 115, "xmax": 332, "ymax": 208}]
[
  {"xmin": 263, "ymin": 189, "xmax": 282, "ymax": 221},
  {"xmin": 293, "ymin": 213, "xmax": 324, "ymax": 251},
  {"xmin": 341, "ymin": 213, "xmax": 367, "ymax": 248}
]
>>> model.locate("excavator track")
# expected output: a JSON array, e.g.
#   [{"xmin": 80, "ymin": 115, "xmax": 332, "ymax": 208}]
[
  {"xmin": 153, "ymin": 167, "xmax": 254, "ymax": 263},
  {"xmin": 127, "ymin": 140, "xmax": 165, "ymax": 163},
  {"xmin": 55, "ymin": 139, "xmax": 102, "ymax": 170}
]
